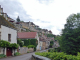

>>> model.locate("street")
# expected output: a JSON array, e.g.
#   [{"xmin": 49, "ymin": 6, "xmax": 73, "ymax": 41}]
[
  {"xmin": 0, "ymin": 52, "xmax": 34, "ymax": 60},
  {"xmin": 0, "ymin": 50, "xmax": 47, "ymax": 60}
]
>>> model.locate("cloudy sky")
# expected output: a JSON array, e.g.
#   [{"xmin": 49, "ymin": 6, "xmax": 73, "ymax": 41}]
[{"xmin": 0, "ymin": 0, "xmax": 80, "ymax": 35}]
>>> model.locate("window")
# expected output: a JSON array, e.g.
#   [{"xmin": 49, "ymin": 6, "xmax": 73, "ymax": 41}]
[
  {"xmin": 8, "ymin": 34, "xmax": 11, "ymax": 42},
  {"xmin": 0, "ymin": 32, "xmax": 1, "ymax": 40}
]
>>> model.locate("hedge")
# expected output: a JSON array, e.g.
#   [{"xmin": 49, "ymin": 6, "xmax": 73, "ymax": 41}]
[{"xmin": 35, "ymin": 52, "xmax": 80, "ymax": 60}]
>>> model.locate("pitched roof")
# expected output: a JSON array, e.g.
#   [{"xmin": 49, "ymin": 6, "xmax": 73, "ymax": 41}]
[
  {"xmin": 18, "ymin": 32, "xmax": 37, "ymax": 39},
  {"xmin": 0, "ymin": 15, "xmax": 15, "ymax": 29}
]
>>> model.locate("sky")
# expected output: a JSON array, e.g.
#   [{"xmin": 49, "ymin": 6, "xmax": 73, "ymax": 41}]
[{"xmin": 0, "ymin": 0, "xmax": 80, "ymax": 35}]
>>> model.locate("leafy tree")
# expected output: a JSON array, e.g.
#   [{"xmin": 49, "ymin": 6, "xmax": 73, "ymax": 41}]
[
  {"xmin": 16, "ymin": 16, "xmax": 20, "ymax": 22},
  {"xmin": 54, "ymin": 35, "xmax": 62, "ymax": 43},
  {"xmin": 0, "ymin": 40, "xmax": 10, "ymax": 54},
  {"xmin": 60, "ymin": 13, "xmax": 80, "ymax": 55},
  {"xmin": 0, "ymin": 40, "xmax": 19, "ymax": 54},
  {"xmin": 17, "ymin": 39, "xmax": 24, "ymax": 47},
  {"xmin": 11, "ymin": 43, "xmax": 19, "ymax": 53}
]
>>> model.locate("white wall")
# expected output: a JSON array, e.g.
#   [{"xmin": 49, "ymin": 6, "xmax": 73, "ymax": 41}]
[
  {"xmin": 1, "ymin": 25, "xmax": 17, "ymax": 43},
  {"xmin": 0, "ymin": 28, "xmax": 1, "ymax": 32}
]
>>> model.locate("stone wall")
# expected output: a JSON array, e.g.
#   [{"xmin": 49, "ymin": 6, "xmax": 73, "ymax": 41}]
[
  {"xmin": 19, "ymin": 47, "xmax": 28, "ymax": 54},
  {"xmin": 31, "ymin": 54, "xmax": 51, "ymax": 60},
  {"xmin": 27, "ymin": 48, "xmax": 34, "ymax": 53}
]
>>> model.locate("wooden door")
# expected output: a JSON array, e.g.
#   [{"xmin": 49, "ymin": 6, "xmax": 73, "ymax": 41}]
[{"xmin": 6, "ymin": 47, "xmax": 12, "ymax": 56}]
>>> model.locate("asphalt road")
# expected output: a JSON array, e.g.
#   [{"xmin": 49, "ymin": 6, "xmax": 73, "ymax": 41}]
[
  {"xmin": 0, "ymin": 50, "xmax": 47, "ymax": 60},
  {"xmin": 0, "ymin": 52, "xmax": 34, "ymax": 60}
]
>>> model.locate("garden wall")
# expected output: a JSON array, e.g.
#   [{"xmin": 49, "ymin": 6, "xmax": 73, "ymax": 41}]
[{"xmin": 19, "ymin": 47, "xmax": 28, "ymax": 54}]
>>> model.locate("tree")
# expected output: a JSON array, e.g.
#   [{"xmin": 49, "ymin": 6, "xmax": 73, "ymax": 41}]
[
  {"xmin": 17, "ymin": 39, "xmax": 24, "ymax": 47},
  {"xmin": 54, "ymin": 35, "xmax": 62, "ymax": 44},
  {"xmin": 60, "ymin": 13, "xmax": 80, "ymax": 55},
  {"xmin": 16, "ymin": 16, "xmax": 20, "ymax": 22},
  {"xmin": 0, "ymin": 40, "xmax": 10, "ymax": 54},
  {"xmin": 11, "ymin": 43, "xmax": 19, "ymax": 53}
]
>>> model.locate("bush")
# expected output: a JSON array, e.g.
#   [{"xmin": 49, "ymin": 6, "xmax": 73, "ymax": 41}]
[
  {"xmin": 23, "ymin": 46, "xmax": 26, "ymax": 47},
  {"xmin": 27, "ymin": 51, "xmax": 30, "ymax": 53},
  {"xmin": 27, "ymin": 45, "xmax": 35, "ymax": 48},
  {"xmin": 53, "ymin": 47, "xmax": 61, "ymax": 52},
  {"xmin": 0, "ymin": 54, "xmax": 6, "ymax": 58},
  {"xmin": 35, "ymin": 52, "xmax": 80, "ymax": 60},
  {"xmin": 48, "ymin": 48, "xmax": 54, "ymax": 53},
  {"xmin": 14, "ymin": 52, "xmax": 20, "ymax": 56}
]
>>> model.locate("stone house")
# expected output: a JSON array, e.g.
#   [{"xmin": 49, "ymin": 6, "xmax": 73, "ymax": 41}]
[
  {"xmin": 0, "ymin": 5, "xmax": 8, "ymax": 20},
  {"xmin": 0, "ymin": 15, "xmax": 17, "ymax": 56},
  {"xmin": 18, "ymin": 32, "xmax": 40, "ymax": 50},
  {"xmin": 53, "ymin": 40, "xmax": 60, "ymax": 48},
  {"xmin": 0, "ymin": 5, "xmax": 3, "ymax": 15}
]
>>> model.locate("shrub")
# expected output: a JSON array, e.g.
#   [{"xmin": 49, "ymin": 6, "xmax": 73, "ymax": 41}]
[
  {"xmin": 14, "ymin": 52, "xmax": 20, "ymax": 56},
  {"xmin": 27, "ymin": 51, "xmax": 30, "ymax": 53},
  {"xmin": 23, "ymin": 46, "xmax": 26, "ymax": 47},
  {"xmin": 35, "ymin": 52, "xmax": 80, "ymax": 60},
  {"xmin": 48, "ymin": 48, "xmax": 54, "ymax": 53},
  {"xmin": 27, "ymin": 45, "xmax": 35, "ymax": 48},
  {"xmin": 0, "ymin": 54, "xmax": 6, "ymax": 58},
  {"xmin": 53, "ymin": 47, "xmax": 61, "ymax": 52}
]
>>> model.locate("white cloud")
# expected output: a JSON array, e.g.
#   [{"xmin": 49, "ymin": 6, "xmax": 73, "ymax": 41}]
[{"xmin": 18, "ymin": 0, "xmax": 80, "ymax": 35}]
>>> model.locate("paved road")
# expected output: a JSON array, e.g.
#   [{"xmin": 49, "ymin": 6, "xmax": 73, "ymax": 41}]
[
  {"xmin": 0, "ymin": 50, "xmax": 47, "ymax": 60},
  {"xmin": 0, "ymin": 52, "xmax": 34, "ymax": 60}
]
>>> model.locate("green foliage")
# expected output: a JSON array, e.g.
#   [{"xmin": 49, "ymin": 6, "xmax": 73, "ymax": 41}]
[
  {"xmin": 0, "ymin": 54, "xmax": 6, "ymax": 58},
  {"xmin": 60, "ymin": 13, "xmax": 80, "ymax": 55},
  {"xmin": 27, "ymin": 51, "xmax": 30, "ymax": 53},
  {"xmin": 35, "ymin": 52, "xmax": 80, "ymax": 60},
  {"xmin": 11, "ymin": 43, "xmax": 19, "ymax": 49},
  {"xmin": 53, "ymin": 47, "xmax": 61, "ymax": 52},
  {"xmin": 49, "ymin": 40, "xmax": 54, "ymax": 48},
  {"xmin": 48, "ymin": 47, "xmax": 61, "ymax": 52},
  {"xmin": 17, "ymin": 39, "xmax": 24, "ymax": 47},
  {"xmin": 27, "ymin": 45, "xmax": 35, "ymax": 48},
  {"xmin": 48, "ymin": 48, "xmax": 54, "ymax": 53},
  {"xmin": 0, "ymin": 40, "xmax": 18, "ymax": 49},
  {"xmin": 47, "ymin": 34, "xmax": 55, "ymax": 37},
  {"xmin": 0, "ymin": 40, "xmax": 10, "ymax": 48},
  {"xmin": 23, "ymin": 46, "xmax": 26, "ymax": 47},
  {"xmin": 16, "ymin": 16, "xmax": 20, "ymax": 22},
  {"xmin": 22, "ymin": 39, "xmax": 37, "ymax": 51},
  {"xmin": 14, "ymin": 52, "xmax": 20, "ymax": 56},
  {"xmin": 54, "ymin": 35, "xmax": 62, "ymax": 43}
]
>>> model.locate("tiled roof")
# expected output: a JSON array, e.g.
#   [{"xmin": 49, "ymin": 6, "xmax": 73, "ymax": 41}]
[{"xmin": 18, "ymin": 32, "xmax": 37, "ymax": 39}]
